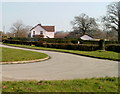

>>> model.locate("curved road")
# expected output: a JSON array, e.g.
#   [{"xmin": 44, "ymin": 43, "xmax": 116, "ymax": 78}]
[{"xmin": 1, "ymin": 44, "xmax": 118, "ymax": 81}]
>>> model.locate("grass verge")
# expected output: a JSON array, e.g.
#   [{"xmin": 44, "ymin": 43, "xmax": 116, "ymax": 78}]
[
  {"xmin": 2, "ymin": 47, "xmax": 48, "ymax": 62},
  {"xmin": 4, "ymin": 43, "xmax": 120, "ymax": 61},
  {"xmin": 2, "ymin": 77, "xmax": 118, "ymax": 92}
]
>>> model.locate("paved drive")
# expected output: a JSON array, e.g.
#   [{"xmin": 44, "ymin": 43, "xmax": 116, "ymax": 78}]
[{"xmin": 1, "ymin": 44, "xmax": 118, "ymax": 81}]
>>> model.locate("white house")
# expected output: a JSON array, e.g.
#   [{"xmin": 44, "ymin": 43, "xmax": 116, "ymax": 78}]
[
  {"xmin": 30, "ymin": 24, "xmax": 55, "ymax": 38},
  {"xmin": 80, "ymin": 35, "xmax": 93, "ymax": 40}
]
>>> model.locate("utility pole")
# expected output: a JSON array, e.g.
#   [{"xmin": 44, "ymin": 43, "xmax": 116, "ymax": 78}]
[{"xmin": 3, "ymin": 26, "xmax": 5, "ymax": 34}]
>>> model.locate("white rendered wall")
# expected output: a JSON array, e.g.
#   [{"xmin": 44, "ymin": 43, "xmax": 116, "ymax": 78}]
[
  {"xmin": 31, "ymin": 25, "xmax": 47, "ymax": 38},
  {"xmin": 31, "ymin": 25, "xmax": 54, "ymax": 38},
  {"xmin": 46, "ymin": 32, "xmax": 54, "ymax": 38}
]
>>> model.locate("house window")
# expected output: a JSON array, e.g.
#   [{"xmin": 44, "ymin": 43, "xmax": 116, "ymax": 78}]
[
  {"xmin": 33, "ymin": 31, "xmax": 35, "ymax": 35},
  {"xmin": 40, "ymin": 31, "xmax": 43, "ymax": 35}
]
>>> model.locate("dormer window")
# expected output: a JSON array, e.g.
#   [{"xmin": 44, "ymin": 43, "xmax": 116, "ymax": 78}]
[
  {"xmin": 33, "ymin": 31, "xmax": 35, "ymax": 35},
  {"xmin": 40, "ymin": 31, "xmax": 43, "ymax": 35}
]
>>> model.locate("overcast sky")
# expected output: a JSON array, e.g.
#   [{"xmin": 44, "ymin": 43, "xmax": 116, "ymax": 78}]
[{"xmin": 1, "ymin": 2, "xmax": 111, "ymax": 32}]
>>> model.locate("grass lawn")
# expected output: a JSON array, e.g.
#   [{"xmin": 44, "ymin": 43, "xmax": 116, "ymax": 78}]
[
  {"xmin": 2, "ymin": 47, "xmax": 48, "ymax": 62},
  {"xmin": 4, "ymin": 43, "xmax": 120, "ymax": 61},
  {"xmin": 2, "ymin": 77, "xmax": 118, "ymax": 92}
]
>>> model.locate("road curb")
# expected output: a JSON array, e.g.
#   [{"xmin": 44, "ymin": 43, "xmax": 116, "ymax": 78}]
[
  {"xmin": 2, "ymin": 44, "xmax": 120, "ymax": 61},
  {"xmin": 1, "ymin": 56, "xmax": 50, "ymax": 64}
]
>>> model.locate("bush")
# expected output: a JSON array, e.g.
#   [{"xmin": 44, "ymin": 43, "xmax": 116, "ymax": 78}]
[
  {"xmin": 34, "ymin": 43, "xmax": 99, "ymax": 51},
  {"xmin": 99, "ymin": 39, "xmax": 105, "ymax": 50},
  {"xmin": 2, "ymin": 39, "xmax": 37, "ymax": 46},
  {"xmin": 105, "ymin": 41, "xmax": 119, "ymax": 44},
  {"xmin": 35, "ymin": 40, "xmax": 44, "ymax": 46},
  {"xmin": 105, "ymin": 44, "xmax": 120, "ymax": 53},
  {"xmin": 7, "ymin": 37, "xmax": 81, "ymax": 44},
  {"xmin": 80, "ymin": 40, "xmax": 99, "ymax": 45},
  {"xmin": 2, "ymin": 39, "xmax": 120, "ymax": 52}
]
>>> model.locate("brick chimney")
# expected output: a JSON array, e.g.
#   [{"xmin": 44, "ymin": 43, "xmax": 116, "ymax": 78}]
[{"xmin": 38, "ymin": 24, "xmax": 41, "ymax": 26}]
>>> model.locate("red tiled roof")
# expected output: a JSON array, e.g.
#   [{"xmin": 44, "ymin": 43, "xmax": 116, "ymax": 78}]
[
  {"xmin": 41, "ymin": 26, "xmax": 54, "ymax": 32},
  {"xmin": 31, "ymin": 24, "xmax": 55, "ymax": 32}
]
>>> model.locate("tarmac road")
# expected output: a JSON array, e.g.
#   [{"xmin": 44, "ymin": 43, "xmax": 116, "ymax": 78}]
[{"xmin": 1, "ymin": 44, "xmax": 118, "ymax": 81}]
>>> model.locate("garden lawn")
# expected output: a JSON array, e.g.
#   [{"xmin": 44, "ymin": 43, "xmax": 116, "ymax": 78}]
[
  {"xmin": 2, "ymin": 47, "xmax": 48, "ymax": 62},
  {"xmin": 2, "ymin": 77, "xmax": 118, "ymax": 92},
  {"xmin": 4, "ymin": 44, "xmax": 120, "ymax": 61}
]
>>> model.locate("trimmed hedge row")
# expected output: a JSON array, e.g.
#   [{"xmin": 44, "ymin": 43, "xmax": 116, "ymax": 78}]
[
  {"xmin": 7, "ymin": 37, "xmax": 119, "ymax": 44},
  {"xmin": 8, "ymin": 37, "xmax": 80, "ymax": 44},
  {"xmin": 37, "ymin": 43, "xmax": 99, "ymax": 51},
  {"xmin": 105, "ymin": 41, "xmax": 119, "ymax": 44},
  {"xmin": 7, "ymin": 37, "xmax": 107, "ymax": 44},
  {"xmin": 2, "ymin": 39, "xmax": 99, "ymax": 51},
  {"xmin": 2, "ymin": 39, "xmax": 35, "ymax": 45},
  {"xmin": 106, "ymin": 44, "xmax": 120, "ymax": 53},
  {"xmin": 2, "ymin": 39, "xmax": 120, "ymax": 52}
]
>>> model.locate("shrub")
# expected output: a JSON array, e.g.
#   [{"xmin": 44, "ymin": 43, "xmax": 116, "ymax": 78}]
[
  {"xmin": 105, "ymin": 41, "xmax": 119, "ymax": 44},
  {"xmin": 99, "ymin": 39, "xmax": 105, "ymax": 50},
  {"xmin": 105, "ymin": 44, "xmax": 120, "ymax": 53},
  {"xmin": 2, "ymin": 39, "xmax": 37, "ymax": 46},
  {"xmin": 35, "ymin": 40, "xmax": 44, "ymax": 46},
  {"xmin": 7, "ymin": 37, "xmax": 81, "ymax": 44},
  {"xmin": 2, "ymin": 39, "xmax": 120, "ymax": 52},
  {"xmin": 34, "ymin": 43, "xmax": 99, "ymax": 51}
]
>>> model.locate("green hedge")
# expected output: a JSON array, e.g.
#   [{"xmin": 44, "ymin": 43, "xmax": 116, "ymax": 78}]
[
  {"xmin": 36, "ymin": 43, "xmax": 99, "ymax": 51},
  {"xmin": 105, "ymin": 41, "xmax": 119, "ymax": 44},
  {"xmin": 2, "ymin": 39, "xmax": 39, "ymax": 46},
  {"xmin": 7, "ymin": 37, "xmax": 103, "ymax": 44},
  {"xmin": 7, "ymin": 37, "xmax": 120, "ymax": 45},
  {"xmin": 106, "ymin": 44, "xmax": 120, "ymax": 53},
  {"xmin": 2, "ymin": 39, "xmax": 120, "ymax": 52},
  {"xmin": 7, "ymin": 37, "xmax": 80, "ymax": 44},
  {"xmin": 2, "ymin": 39, "xmax": 99, "ymax": 51}
]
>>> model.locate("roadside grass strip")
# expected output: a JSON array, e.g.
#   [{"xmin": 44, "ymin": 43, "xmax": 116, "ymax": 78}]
[
  {"xmin": 4, "ymin": 44, "xmax": 119, "ymax": 61},
  {"xmin": 2, "ymin": 77, "xmax": 119, "ymax": 92},
  {"xmin": 2, "ymin": 47, "xmax": 48, "ymax": 63}
]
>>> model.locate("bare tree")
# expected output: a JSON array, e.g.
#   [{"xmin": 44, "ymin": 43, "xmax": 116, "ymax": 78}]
[
  {"xmin": 0, "ymin": 31, "xmax": 6, "ymax": 38},
  {"xmin": 71, "ymin": 13, "xmax": 98, "ymax": 36},
  {"xmin": 102, "ymin": 2, "xmax": 120, "ymax": 41},
  {"xmin": 118, "ymin": 1, "xmax": 120, "ymax": 42},
  {"xmin": 10, "ymin": 21, "xmax": 30, "ymax": 37}
]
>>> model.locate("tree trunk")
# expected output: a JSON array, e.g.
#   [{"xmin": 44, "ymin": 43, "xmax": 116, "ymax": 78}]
[{"xmin": 82, "ymin": 29, "xmax": 86, "ymax": 36}]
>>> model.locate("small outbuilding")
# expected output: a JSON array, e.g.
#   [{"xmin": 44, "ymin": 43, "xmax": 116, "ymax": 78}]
[{"xmin": 80, "ymin": 35, "xmax": 93, "ymax": 40}]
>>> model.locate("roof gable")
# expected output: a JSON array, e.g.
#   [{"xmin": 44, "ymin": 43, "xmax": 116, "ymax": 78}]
[
  {"xmin": 80, "ymin": 35, "xmax": 93, "ymax": 40},
  {"xmin": 31, "ymin": 24, "xmax": 55, "ymax": 32}
]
